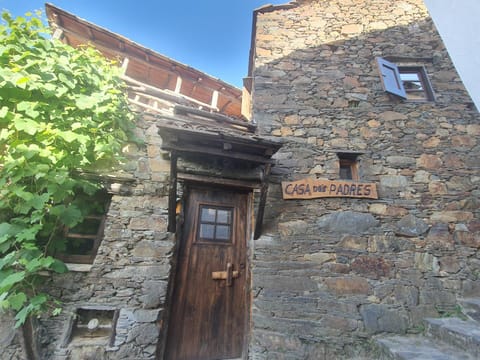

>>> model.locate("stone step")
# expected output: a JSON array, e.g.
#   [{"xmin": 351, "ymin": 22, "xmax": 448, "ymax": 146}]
[
  {"xmin": 459, "ymin": 298, "xmax": 480, "ymax": 322},
  {"xmin": 425, "ymin": 317, "xmax": 480, "ymax": 358},
  {"xmin": 376, "ymin": 334, "xmax": 476, "ymax": 360}
]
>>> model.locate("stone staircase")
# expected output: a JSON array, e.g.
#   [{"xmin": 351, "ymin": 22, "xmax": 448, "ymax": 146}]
[{"xmin": 376, "ymin": 298, "xmax": 480, "ymax": 359}]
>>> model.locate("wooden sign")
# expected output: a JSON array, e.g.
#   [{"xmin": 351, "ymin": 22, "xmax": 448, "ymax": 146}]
[{"xmin": 282, "ymin": 178, "xmax": 378, "ymax": 200}]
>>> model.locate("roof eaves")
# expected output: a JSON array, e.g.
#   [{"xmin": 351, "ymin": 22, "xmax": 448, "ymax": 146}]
[{"xmin": 45, "ymin": 3, "xmax": 241, "ymax": 94}]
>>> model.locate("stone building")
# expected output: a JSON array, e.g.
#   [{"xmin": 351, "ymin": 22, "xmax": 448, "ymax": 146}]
[{"xmin": 2, "ymin": 0, "xmax": 480, "ymax": 359}]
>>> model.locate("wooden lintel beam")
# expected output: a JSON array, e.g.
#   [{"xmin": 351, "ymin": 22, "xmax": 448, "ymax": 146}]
[
  {"xmin": 254, "ymin": 164, "xmax": 271, "ymax": 240},
  {"xmin": 178, "ymin": 173, "xmax": 260, "ymax": 189},
  {"xmin": 162, "ymin": 142, "xmax": 274, "ymax": 165}
]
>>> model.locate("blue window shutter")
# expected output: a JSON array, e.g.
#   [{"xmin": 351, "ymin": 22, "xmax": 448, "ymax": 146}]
[{"xmin": 377, "ymin": 57, "xmax": 407, "ymax": 99}]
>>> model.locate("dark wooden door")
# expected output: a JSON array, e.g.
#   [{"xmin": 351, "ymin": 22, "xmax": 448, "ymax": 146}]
[{"xmin": 165, "ymin": 187, "xmax": 249, "ymax": 360}]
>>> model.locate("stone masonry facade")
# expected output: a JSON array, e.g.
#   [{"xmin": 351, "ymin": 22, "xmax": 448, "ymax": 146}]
[
  {"xmin": 0, "ymin": 102, "xmax": 175, "ymax": 359},
  {"xmin": 250, "ymin": 0, "xmax": 480, "ymax": 358},
  {"xmin": 1, "ymin": 0, "xmax": 480, "ymax": 359},
  {"xmin": 23, "ymin": 109, "xmax": 175, "ymax": 359}
]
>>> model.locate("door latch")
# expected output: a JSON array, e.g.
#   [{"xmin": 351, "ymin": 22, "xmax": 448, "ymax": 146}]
[{"xmin": 212, "ymin": 262, "xmax": 239, "ymax": 286}]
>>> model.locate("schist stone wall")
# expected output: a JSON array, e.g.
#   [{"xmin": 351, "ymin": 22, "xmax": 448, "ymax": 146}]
[
  {"xmin": 33, "ymin": 108, "xmax": 175, "ymax": 359},
  {"xmin": 251, "ymin": 0, "xmax": 480, "ymax": 358}
]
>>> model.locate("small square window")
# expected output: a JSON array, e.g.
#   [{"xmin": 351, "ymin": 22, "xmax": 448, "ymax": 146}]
[
  {"xmin": 337, "ymin": 153, "xmax": 359, "ymax": 181},
  {"xmin": 56, "ymin": 189, "xmax": 111, "ymax": 264},
  {"xmin": 398, "ymin": 66, "xmax": 434, "ymax": 101},
  {"xmin": 197, "ymin": 205, "xmax": 233, "ymax": 243},
  {"xmin": 377, "ymin": 57, "xmax": 434, "ymax": 101}
]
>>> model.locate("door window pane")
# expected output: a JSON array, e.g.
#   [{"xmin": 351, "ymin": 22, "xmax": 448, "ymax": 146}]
[
  {"xmin": 197, "ymin": 205, "xmax": 233, "ymax": 243},
  {"xmin": 215, "ymin": 225, "xmax": 230, "ymax": 240},
  {"xmin": 216, "ymin": 210, "xmax": 231, "ymax": 224},
  {"xmin": 199, "ymin": 224, "xmax": 215, "ymax": 239},
  {"xmin": 201, "ymin": 208, "xmax": 216, "ymax": 222}
]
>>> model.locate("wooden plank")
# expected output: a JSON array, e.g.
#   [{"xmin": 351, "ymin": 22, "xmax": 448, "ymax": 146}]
[
  {"xmin": 178, "ymin": 173, "xmax": 261, "ymax": 189},
  {"xmin": 174, "ymin": 76, "xmax": 182, "ymax": 93},
  {"xmin": 167, "ymin": 152, "xmax": 178, "ymax": 232},
  {"xmin": 211, "ymin": 270, "xmax": 239, "ymax": 280},
  {"xmin": 281, "ymin": 178, "xmax": 378, "ymax": 199},
  {"xmin": 121, "ymin": 57, "xmax": 129, "ymax": 75},
  {"xmin": 174, "ymin": 105, "xmax": 256, "ymax": 132},
  {"xmin": 211, "ymin": 90, "xmax": 219, "ymax": 108},
  {"xmin": 254, "ymin": 164, "xmax": 271, "ymax": 240},
  {"xmin": 52, "ymin": 28, "xmax": 64, "ymax": 40},
  {"xmin": 162, "ymin": 142, "xmax": 275, "ymax": 165},
  {"xmin": 122, "ymin": 74, "xmax": 218, "ymax": 111}
]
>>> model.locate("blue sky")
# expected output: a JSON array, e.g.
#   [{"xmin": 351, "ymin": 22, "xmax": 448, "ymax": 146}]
[{"xmin": 0, "ymin": 1, "xmax": 286, "ymax": 88}]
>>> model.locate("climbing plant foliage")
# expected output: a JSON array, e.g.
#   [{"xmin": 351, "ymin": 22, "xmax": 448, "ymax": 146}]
[{"xmin": 0, "ymin": 11, "xmax": 135, "ymax": 326}]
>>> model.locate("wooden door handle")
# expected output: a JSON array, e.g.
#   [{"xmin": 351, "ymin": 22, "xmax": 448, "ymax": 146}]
[{"xmin": 212, "ymin": 262, "xmax": 239, "ymax": 286}]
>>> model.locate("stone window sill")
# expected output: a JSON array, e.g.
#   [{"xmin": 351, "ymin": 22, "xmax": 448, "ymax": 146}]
[{"xmin": 66, "ymin": 263, "xmax": 93, "ymax": 272}]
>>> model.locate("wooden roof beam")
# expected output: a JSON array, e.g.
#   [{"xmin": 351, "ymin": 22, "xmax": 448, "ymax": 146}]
[
  {"xmin": 220, "ymin": 99, "xmax": 232, "ymax": 113},
  {"xmin": 175, "ymin": 76, "xmax": 183, "ymax": 94},
  {"xmin": 53, "ymin": 28, "xmax": 241, "ymax": 103},
  {"xmin": 123, "ymin": 75, "xmax": 218, "ymax": 111},
  {"xmin": 211, "ymin": 90, "xmax": 219, "ymax": 109},
  {"xmin": 163, "ymin": 73, "xmax": 172, "ymax": 89},
  {"xmin": 52, "ymin": 27, "xmax": 63, "ymax": 40},
  {"xmin": 121, "ymin": 57, "xmax": 129, "ymax": 74},
  {"xmin": 87, "ymin": 27, "xmax": 95, "ymax": 41}
]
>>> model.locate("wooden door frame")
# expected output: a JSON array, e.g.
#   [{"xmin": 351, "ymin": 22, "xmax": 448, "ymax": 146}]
[{"xmin": 158, "ymin": 182, "xmax": 254, "ymax": 360}]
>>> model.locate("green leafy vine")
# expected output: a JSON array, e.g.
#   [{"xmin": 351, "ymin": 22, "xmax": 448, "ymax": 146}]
[{"xmin": 0, "ymin": 10, "xmax": 136, "ymax": 326}]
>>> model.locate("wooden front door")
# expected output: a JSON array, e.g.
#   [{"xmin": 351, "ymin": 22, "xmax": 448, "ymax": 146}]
[{"xmin": 165, "ymin": 186, "xmax": 250, "ymax": 360}]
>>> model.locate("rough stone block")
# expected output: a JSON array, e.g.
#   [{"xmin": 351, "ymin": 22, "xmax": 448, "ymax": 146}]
[
  {"xmin": 426, "ymin": 223, "xmax": 455, "ymax": 250},
  {"xmin": 380, "ymin": 175, "xmax": 408, "ymax": 188},
  {"xmin": 417, "ymin": 154, "xmax": 443, "ymax": 169},
  {"xmin": 324, "ymin": 276, "xmax": 371, "ymax": 295},
  {"xmin": 414, "ymin": 252, "xmax": 440, "ymax": 273},
  {"xmin": 369, "ymin": 235, "xmax": 414, "ymax": 253},
  {"xmin": 133, "ymin": 309, "xmax": 161, "ymax": 323},
  {"xmin": 360, "ymin": 304, "xmax": 408, "ymax": 334},
  {"xmin": 379, "ymin": 111, "xmax": 408, "ymax": 121},
  {"xmin": 395, "ymin": 214, "xmax": 429, "ymax": 237},
  {"xmin": 352, "ymin": 256, "xmax": 391, "ymax": 279},
  {"xmin": 338, "ymin": 235, "xmax": 368, "ymax": 250},
  {"xmin": 126, "ymin": 323, "xmax": 159, "ymax": 345},
  {"xmin": 278, "ymin": 220, "xmax": 308, "ymax": 238},
  {"xmin": 419, "ymin": 289, "xmax": 456, "ymax": 306},
  {"xmin": 455, "ymin": 231, "xmax": 480, "ymax": 248},
  {"xmin": 439, "ymin": 256, "xmax": 462, "ymax": 273},
  {"xmin": 316, "ymin": 211, "xmax": 379, "ymax": 234},
  {"xmin": 394, "ymin": 285, "xmax": 419, "ymax": 307},
  {"xmin": 386, "ymin": 156, "xmax": 416, "ymax": 167},
  {"xmin": 303, "ymin": 252, "xmax": 335, "ymax": 264},
  {"xmin": 140, "ymin": 280, "xmax": 168, "ymax": 309}
]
